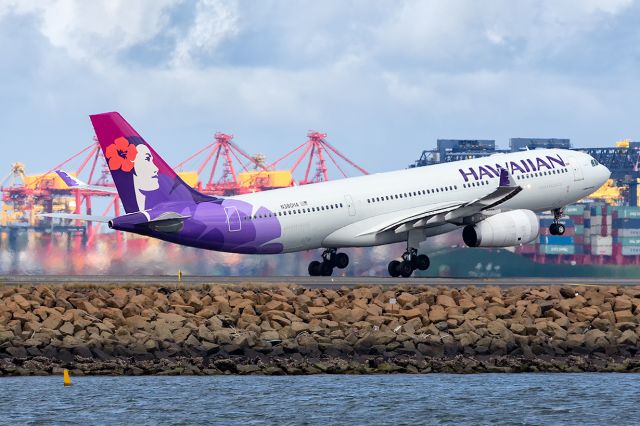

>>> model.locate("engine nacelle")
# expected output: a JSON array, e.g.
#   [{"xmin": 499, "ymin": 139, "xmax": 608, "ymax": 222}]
[{"xmin": 462, "ymin": 209, "xmax": 539, "ymax": 248}]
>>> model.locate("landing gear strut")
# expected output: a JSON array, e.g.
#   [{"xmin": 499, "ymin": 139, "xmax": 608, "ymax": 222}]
[
  {"xmin": 549, "ymin": 208, "xmax": 566, "ymax": 236},
  {"xmin": 308, "ymin": 249, "xmax": 349, "ymax": 276},
  {"xmin": 388, "ymin": 248, "xmax": 430, "ymax": 278}
]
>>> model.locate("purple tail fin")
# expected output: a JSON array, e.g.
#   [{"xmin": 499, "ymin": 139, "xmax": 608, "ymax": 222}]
[{"xmin": 90, "ymin": 112, "xmax": 209, "ymax": 213}]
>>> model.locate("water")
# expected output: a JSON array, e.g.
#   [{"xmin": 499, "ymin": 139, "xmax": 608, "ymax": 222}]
[{"xmin": 0, "ymin": 373, "xmax": 637, "ymax": 425}]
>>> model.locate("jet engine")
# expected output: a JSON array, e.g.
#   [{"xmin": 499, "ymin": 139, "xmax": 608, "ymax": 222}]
[{"xmin": 462, "ymin": 209, "xmax": 539, "ymax": 247}]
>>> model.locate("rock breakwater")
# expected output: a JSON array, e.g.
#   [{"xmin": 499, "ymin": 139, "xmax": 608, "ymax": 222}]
[{"xmin": 1, "ymin": 284, "xmax": 640, "ymax": 375}]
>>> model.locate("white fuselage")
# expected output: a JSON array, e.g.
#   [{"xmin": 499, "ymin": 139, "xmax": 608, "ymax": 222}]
[{"xmin": 232, "ymin": 149, "xmax": 610, "ymax": 253}]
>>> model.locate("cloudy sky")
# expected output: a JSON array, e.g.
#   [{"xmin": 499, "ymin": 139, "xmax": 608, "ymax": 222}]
[{"xmin": 0, "ymin": 0, "xmax": 639, "ymax": 178}]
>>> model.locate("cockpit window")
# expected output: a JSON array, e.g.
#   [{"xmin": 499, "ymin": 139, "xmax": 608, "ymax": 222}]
[{"xmin": 591, "ymin": 159, "xmax": 599, "ymax": 167}]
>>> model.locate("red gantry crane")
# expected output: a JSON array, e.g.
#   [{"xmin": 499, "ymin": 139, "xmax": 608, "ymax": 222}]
[
  {"xmin": 174, "ymin": 132, "xmax": 270, "ymax": 196},
  {"xmin": 1, "ymin": 138, "xmax": 120, "ymax": 246},
  {"xmin": 269, "ymin": 131, "xmax": 369, "ymax": 185}
]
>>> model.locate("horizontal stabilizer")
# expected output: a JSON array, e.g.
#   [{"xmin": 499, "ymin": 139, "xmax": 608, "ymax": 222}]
[
  {"xmin": 145, "ymin": 213, "xmax": 191, "ymax": 233},
  {"xmin": 109, "ymin": 211, "xmax": 191, "ymax": 233},
  {"xmin": 38, "ymin": 213, "xmax": 110, "ymax": 223},
  {"xmin": 55, "ymin": 170, "xmax": 118, "ymax": 194}
]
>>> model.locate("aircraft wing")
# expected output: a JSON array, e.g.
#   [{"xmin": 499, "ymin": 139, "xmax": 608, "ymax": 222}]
[
  {"xmin": 362, "ymin": 167, "xmax": 522, "ymax": 236},
  {"xmin": 38, "ymin": 213, "xmax": 111, "ymax": 222},
  {"xmin": 55, "ymin": 170, "xmax": 118, "ymax": 194},
  {"xmin": 39, "ymin": 211, "xmax": 192, "ymax": 234}
]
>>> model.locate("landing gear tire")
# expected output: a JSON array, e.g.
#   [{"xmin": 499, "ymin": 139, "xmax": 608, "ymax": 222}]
[
  {"xmin": 549, "ymin": 223, "xmax": 566, "ymax": 236},
  {"xmin": 388, "ymin": 248, "xmax": 430, "ymax": 277},
  {"xmin": 550, "ymin": 208, "xmax": 566, "ymax": 236},
  {"xmin": 334, "ymin": 253, "xmax": 349, "ymax": 269},
  {"xmin": 309, "ymin": 249, "xmax": 347, "ymax": 276},
  {"xmin": 399, "ymin": 261, "xmax": 414, "ymax": 278},
  {"xmin": 320, "ymin": 261, "xmax": 334, "ymax": 276},
  {"xmin": 388, "ymin": 260, "xmax": 401, "ymax": 277},
  {"xmin": 308, "ymin": 261, "xmax": 321, "ymax": 276},
  {"xmin": 414, "ymin": 254, "xmax": 430, "ymax": 271}
]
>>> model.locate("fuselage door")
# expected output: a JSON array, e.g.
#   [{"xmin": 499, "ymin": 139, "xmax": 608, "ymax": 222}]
[
  {"xmin": 573, "ymin": 163, "xmax": 584, "ymax": 182},
  {"xmin": 344, "ymin": 195, "xmax": 356, "ymax": 216},
  {"xmin": 224, "ymin": 206, "xmax": 242, "ymax": 232}
]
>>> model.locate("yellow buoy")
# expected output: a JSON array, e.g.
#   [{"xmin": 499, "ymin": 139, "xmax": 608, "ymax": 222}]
[{"xmin": 63, "ymin": 369, "xmax": 72, "ymax": 387}]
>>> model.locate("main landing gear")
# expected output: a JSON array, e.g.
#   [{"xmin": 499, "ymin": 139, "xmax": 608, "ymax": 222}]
[
  {"xmin": 549, "ymin": 208, "xmax": 566, "ymax": 236},
  {"xmin": 308, "ymin": 249, "xmax": 349, "ymax": 276},
  {"xmin": 387, "ymin": 248, "xmax": 430, "ymax": 278}
]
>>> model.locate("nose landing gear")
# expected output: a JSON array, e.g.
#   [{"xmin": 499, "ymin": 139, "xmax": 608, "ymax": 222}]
[
  {"xmin": 388, "ymin": 249, "xmax": 430, "ymax": 278},
  {"xmin": 549, "ymin": 208, "xmax": 566, "ymax": 235},
  {"xmin": 308, "ymin": 249, "xmax": 349, "ymax": 276}
]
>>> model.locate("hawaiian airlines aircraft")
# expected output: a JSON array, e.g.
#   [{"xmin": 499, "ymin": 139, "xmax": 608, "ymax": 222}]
[{"xmin": 46, "ymin": 112, "xmax": 610, "ymax": 277}]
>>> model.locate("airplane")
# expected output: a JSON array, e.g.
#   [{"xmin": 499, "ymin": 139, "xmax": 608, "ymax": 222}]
[{"xmin": 42, "ymin": 112, "xmax": 611, "ymax": 277}]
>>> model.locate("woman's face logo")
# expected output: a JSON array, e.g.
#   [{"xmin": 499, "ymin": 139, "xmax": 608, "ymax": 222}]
[{"xmin": 133, "ymin": 144, "xmax": 159, "ymax": 192}]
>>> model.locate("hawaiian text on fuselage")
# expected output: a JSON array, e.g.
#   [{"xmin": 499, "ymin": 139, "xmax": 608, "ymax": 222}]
[{"xmin": 458, "ymin": 154, "xmax": 566, "ymax": 182}]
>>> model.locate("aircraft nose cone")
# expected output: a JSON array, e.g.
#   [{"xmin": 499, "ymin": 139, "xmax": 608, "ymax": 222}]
[{"xmin": 602, "ymin": 164, "xmax": 611, "ymax": 183}]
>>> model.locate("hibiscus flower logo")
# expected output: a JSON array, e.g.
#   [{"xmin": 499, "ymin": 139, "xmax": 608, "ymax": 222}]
[{"xmin": 105, "ymin": 137, "xmax": 138, "ymax": 172}]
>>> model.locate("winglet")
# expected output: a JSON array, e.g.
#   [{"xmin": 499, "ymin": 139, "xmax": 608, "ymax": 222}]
[
  {"xmin": 55, "ymin": 169, "xmax": 118, "ymax": 194},
  {"xmin": 55, "ymin": 170, "xmax": 84, "ymax": 188},
  {"xmin": 498, "ymin": 167, "xmax": 517, "ymax": 187}
]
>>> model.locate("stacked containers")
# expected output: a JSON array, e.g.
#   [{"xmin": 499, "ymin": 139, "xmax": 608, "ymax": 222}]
[
  {"xmin": 498, "ymin": 202, "xmax": 640, "ymax": 263},
  {"xmin": 611, "ymin": 206, "xmax": 640, "ymax": 257},
  {"xmin": 589, "ymin": 203, "xmax": 610, "ymax": 239},
  {"xmin": 537, "ymin": 213, "xmax": 579, "ymax": 255}
]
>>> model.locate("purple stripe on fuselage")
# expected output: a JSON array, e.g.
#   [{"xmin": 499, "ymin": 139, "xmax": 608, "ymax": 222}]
[{"xmin": 110, "ymin": 198, "xmax": 283, "ymax": 254}]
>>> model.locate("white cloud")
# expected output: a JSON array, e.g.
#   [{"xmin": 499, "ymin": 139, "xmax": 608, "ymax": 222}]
[
  {"xmin": 0, "ymin": 0, "xmax": 240, "ymax": 70},
  {"xmin": 373, "ymin": 0, "xmax": 634, "ymax": 67},
  {"xmin": 0, "ymin": 0, "xmax": 639, "ymax": 174},
  {"xmin": 2, "ymin": 0, "xmax": 179, "ymax": 68},
  {"xmin": 171, "ymin": 0, "xmax": 239, "ymax": 68}
]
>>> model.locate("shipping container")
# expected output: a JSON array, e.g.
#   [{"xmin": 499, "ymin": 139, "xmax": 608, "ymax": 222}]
[
  {"xmin": 613, "ymin": 228, "xmax": 640, "ymax": 237},
  {"xmin": 609, "ymin": 206, "xmax": 640, "ymax": 219},
  {"xmin": 613, "ymin": 237, "xmax": 640, "ymax": 246},
  {"xmin": 591, "ymin": 235, "xmax": 613, "ymax": 245},
  {"xmin": 570, "ymin": 216, "xmax": 584, "ymax": 225},
  {"xmin": 539, "ymin": 236, "xmax": 575, "ymax": 245},
  {"xmin": 613, "ymin": 218, "xmax": 640, "ymax": 229},
  {"xmin": 562, "ymin": 205, "xmax": 584, "ymax": 216},
  {"xmin": 591, "ymin": 245, "xmax": 613, "ymax": 256},
  {"xmin": 621, "ymin": 246, "xmax": 640, "ymax": 256},
  {"xmin": 539, "ymin": 245, "xmax": 576, "ymax": 255}
]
